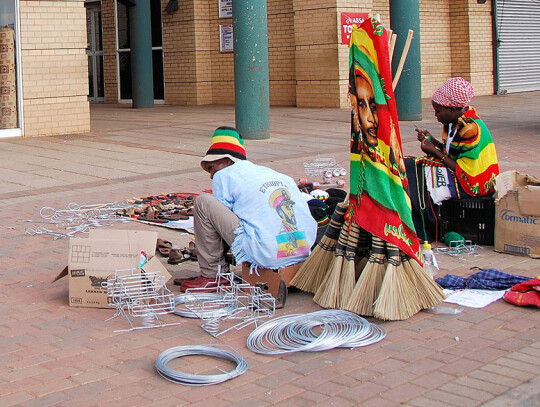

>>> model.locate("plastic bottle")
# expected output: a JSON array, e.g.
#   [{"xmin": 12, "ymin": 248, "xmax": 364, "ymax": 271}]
[{"xmin": 421, "ymin": 241, "xmax": 439, "ymax": 278}]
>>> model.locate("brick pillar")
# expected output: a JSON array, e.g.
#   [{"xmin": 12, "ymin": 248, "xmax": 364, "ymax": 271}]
[
  {"xmin": 101, "ymin": 2, "xmax": 119, "ymax": 104},
  {"xmin": 162, "ymin": 0, "xmax": 213, "ymax": 105},
  {"xmin": 293, "ymin": 0, "xmax": 372, "ymax": 108},
  {"xmin": 449, "ymin": 0, "xmax": 493, "ymax": 95}
]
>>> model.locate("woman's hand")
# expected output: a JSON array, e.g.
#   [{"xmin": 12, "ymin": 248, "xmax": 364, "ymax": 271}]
[
  {"xmin": 415, "ymin": 128, "xmax": 432, "ymax": 142},
  {"xmin": 420, "ymin": 139, "xmax": 439, "ymax": 156}
]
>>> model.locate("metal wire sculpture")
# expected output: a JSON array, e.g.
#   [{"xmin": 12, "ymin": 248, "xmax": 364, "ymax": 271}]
[
  {"xmin": 104, "ymin": 268, "xmax": 180, "ymax": 332},
  {"xmin": 181, "ymin": 268, "xmax": 275, "ymax": 338}
]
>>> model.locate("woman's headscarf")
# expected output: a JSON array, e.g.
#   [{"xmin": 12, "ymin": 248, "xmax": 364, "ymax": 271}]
[{"xmin": 432, "ymin": 77, "xmax": 474, "ymax": 107}]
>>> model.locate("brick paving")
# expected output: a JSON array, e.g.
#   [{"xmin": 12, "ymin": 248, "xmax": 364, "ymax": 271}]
[{"xmin": 0, "ymin": 92, "xmax": 539, "ymax": 406}]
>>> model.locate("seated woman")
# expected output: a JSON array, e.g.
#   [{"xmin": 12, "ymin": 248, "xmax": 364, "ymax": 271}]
[{"xmin": 405, "ymin": 77, "xmax": 500, "ymax": 242}]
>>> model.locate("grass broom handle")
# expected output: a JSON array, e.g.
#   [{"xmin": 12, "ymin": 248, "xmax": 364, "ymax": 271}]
[
  {"xmin": 389, "ymin": 33, "xmax": 397, "ymax": 65},
  {"xmin": 392, "ymin": 29, "xmax": 414, "ymax": 90}
]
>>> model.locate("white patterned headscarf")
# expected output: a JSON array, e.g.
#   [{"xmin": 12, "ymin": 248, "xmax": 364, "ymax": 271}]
[{"xmin": 432, "ymin": 77, "xmax": 474, "ymax": 108}]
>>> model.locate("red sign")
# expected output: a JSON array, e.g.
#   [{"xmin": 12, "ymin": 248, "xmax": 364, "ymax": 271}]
[{"xmin": 341, "ymin": 13, "xmax": 369, "ymax": 45}]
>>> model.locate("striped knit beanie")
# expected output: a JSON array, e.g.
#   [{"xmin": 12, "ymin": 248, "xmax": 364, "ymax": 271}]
[{"xmin": 201, "ymin": 126, "xmax": 247, "ymax": 169}]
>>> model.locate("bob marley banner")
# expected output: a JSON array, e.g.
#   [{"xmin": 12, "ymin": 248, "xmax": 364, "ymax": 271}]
[{"xmin": 348, "ymin": 18, "xmax": 421, "ymax": 263}]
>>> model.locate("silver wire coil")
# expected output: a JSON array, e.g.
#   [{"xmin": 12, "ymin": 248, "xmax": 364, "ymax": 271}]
[
  {"xmin": 246, "ymin": 310, "xmax": 386, "ymax": 355},
  {"xmin": 155, "ymin": 345, "xmax": 248, "ymax": 385}
]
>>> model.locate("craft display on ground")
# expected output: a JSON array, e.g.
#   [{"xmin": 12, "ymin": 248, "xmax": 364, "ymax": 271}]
[{"xmin": 291, "ymin": 18, "xmax": 445, "ymax": 321}]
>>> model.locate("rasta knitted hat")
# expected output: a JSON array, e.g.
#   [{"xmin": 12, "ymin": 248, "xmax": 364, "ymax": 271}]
[
  {"xmin": 201, "ymin": 126, "xmax": 247, "ymax": 170},
  {"xmin": 432, "ymin": 77, "xmax": 474, "ymax": 108}
]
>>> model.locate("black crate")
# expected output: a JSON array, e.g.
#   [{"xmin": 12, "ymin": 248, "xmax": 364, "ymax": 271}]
[{"xmin": 440, "ymin": 197, "xmax": 495, "ymax": 245}]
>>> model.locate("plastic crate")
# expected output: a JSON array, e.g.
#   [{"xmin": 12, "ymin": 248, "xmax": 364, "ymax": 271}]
[{"xmin": 440, "ymin": 197, "xmax": 495, "ymax": 245}]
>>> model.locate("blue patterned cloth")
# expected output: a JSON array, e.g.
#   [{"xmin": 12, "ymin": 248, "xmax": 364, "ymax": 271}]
[
  {"xmin": 435, "ymin": 274, "xmax": 466, "ymax": 290},
  {"xmin": 436, "ymin": 269, "xmax": 530, "ymax": 290}
]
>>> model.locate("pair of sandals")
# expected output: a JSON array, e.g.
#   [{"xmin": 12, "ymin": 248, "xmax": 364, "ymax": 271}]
[
  {"xmin": 139, "ymin": 209, "xmax": 191, "ymax": 223},
  {"xmin": 156, "ymin": 238, "xmax": 198, "ymax": 264}
]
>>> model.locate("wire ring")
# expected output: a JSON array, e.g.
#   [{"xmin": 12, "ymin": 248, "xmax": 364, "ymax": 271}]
[
  {"xmin": 247, "ymin": 310, "xmax": 386, "ymax": 355},
  {"xmin": 155, "ymin": 345, "xmax": 248, "ymax": 385}
]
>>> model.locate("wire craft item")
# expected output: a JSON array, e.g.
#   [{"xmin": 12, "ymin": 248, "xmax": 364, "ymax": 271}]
[
  {"xmin": 303, "ymin": 157, "xmax": 347, "ymax": 178},
  {"xmin": 174, "ymin": 293, "xmax": 236, "ymax": 319},
  {"xmin": 436, "ymin": 240, "xmax": 482, "ymax": 260},
  {"xmin": 182, "ymin": 269, "xmax": 275, "ymax": 338},
  {"xmin": 247, "ymin": 309, "xmax": 386, "ymax": 355},
  {"xmin": 23, "ymin": 202, "xmax": 133, "ymax": 240},
  {"xmin": 104, "ymin": 268, "xmax": 180, "ymax": 332},
  {"xmin": 155, "ymin": 345, "xmax": 248, "ymax": 386}
]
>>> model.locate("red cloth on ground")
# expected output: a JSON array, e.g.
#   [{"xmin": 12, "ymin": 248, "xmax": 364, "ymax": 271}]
[{"xmin": 503, "ymin": 277, "xmax": 540, "ymax": 308}]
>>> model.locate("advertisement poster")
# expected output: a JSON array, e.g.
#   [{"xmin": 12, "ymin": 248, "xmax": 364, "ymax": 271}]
[
  {"xmin": 220, "ymin": 24, "xmax": 233, "ymax": 52},
  {"xmin": 219, "ymin": 0, "xmax": 232, "ymax": 18},
  {"xmin": 341, "ymin": 13, "xmax": 369, "ymax": 45}
]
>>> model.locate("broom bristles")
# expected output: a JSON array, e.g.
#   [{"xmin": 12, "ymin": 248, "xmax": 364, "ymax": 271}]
[
  {"xmin": 354, "ymin": 249, "xmax": 370, "ymax": 280},
  {"xmin": 313, "ymin": 255, "xmax": 344, "ymax": 309},
  {"xmin": 290, "ymin": 235, "xmax": 336, "ymax": 293},
  {"xmin": 345, "ymin": 253, "xmax": 386, "ymax": 316},
  {"xmin": 373, "ymin": 261, "xmax": 421, "ymax": 320},
  {"xmin": 291, "ymin": 201, "xmax": 349, "ymax": 293},
  {"xmin": 338, "ymin": 258, "xmax": 356, "ymax": 308},
  {"xmin": 373, "ymin": 246, "xmax": 422, "ymax": 321},
  {"xmin": 403, "ymin": 255, "xmax": 446, "ymax": 309}
]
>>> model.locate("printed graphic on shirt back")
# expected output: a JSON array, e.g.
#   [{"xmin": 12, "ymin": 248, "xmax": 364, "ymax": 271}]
[{"xmin": 269, "ymin": 187, "xmax": 309, "ymax": 258}]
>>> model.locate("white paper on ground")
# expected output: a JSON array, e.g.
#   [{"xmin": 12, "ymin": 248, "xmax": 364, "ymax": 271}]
[{"xmin": 443, "ymin": 289, "xmax": 507, "ymax": 308}]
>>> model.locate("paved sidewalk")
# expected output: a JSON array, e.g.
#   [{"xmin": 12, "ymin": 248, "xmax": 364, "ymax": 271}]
[{"xmin": 0, "ymin": 92, "xmax": 538, "ymax": 406}]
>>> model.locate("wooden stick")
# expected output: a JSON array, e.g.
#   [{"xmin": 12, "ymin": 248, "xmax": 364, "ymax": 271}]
[
  {"xmin": 388, "ymin": 33, "xmax": 397, "ymax": 65},
  {"xmin": 392, "ymin": 29, "xmax": 414, "ymax": 90}
]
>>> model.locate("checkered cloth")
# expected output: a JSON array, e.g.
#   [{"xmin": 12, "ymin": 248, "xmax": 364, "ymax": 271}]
[
  {"xmin": 432, "ymin": 77, "xmax": 474, "ymax": 107},
  {"xmin": 436, "ymin": 269, "xmax": 530, "ymax": 290}
]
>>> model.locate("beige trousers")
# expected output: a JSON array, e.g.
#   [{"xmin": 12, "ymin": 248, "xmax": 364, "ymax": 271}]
[{"xmin": 194, "ymin": 193, "xmax": 240, "ymax": 278}]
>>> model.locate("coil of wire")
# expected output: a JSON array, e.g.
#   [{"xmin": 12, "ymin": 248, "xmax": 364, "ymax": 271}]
[
  {"xmin": 247, "ymin": 309, "xmax": 385, "ymax": 355},
  {"xmin": 155, "ymin": 345, "xmax": 248, "ymax": 385}
]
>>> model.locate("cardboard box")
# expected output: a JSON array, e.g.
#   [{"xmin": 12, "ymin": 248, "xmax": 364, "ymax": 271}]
[
  {"xmin": 494, "ymin": 171, "xmax": 540, "ymax": 258},
  {"xmin": 53, "ymin": 230, "xmax": 172, "ymax": 308},
  {"xmin": 241, "ymin": 262, "xmax": 303, "ymax": 299}
]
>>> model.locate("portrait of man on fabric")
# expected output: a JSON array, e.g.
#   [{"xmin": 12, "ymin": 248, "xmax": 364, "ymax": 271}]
[
  {"xmin": 269, "ymin": 187, "xmax": 310, "ymax": 259},
  {"xmin": 347, "ymin": 18, "xmax": 421, "ymax": 263}
]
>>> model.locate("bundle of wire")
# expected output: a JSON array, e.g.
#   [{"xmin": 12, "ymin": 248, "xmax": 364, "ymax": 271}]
[
  {"xmin": 173, "ymin": 293, "xmax": 236, "ymax": 319},
  {"xmin": 155, "ymin": 345, "xmax": 248, "ymax": 385},
  {"xmin": 247, "ymin": 309, "xmax": 385, "ymax": 355}
]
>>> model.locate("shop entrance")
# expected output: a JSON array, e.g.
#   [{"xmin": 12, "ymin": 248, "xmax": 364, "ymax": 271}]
[{"xmin": 86, "ymin": 2, "xmax": 104, "ymax": 103}]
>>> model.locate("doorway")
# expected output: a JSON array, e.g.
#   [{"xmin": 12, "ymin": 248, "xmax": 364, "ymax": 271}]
[{"xmin": 86, "ymin": 2, "xmax": 104, "ymax": 103}]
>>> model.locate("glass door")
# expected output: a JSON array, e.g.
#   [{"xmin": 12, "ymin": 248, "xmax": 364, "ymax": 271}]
[
  {"xmin": 86, "ymin": 3, "xmax": 104, "ymax": 103},
  {"xmin": 0, "ymin": 0, "xmax": 22, "ymax": 138}
]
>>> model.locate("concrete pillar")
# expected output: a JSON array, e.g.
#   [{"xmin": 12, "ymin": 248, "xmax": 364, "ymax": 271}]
[
  {"xmin": 390, "ymin": 0, "xmax": 421, "ymax": 120},
  {"xmin": 129, "ymin": 0, "xmax": 154, "ymax": 108},
  {"xmin": 233, "ymin": 0, "xmax": 270, "ymax": 140}
]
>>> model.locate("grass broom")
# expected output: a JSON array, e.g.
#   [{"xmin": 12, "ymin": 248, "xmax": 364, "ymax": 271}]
[
  {"xmin": 401, "ymin": 253, "xmax": 446, "ymax": 309},
  {"xmin": 373, "ymin": 242, "xmax": 422, "ymax": 321},
  {"xmin": 339, "ymin": 221, "xmax": 361, "ymax": 308},
  {"xmin": 291, "ymin": 202, "xmax": 348, "ymax": 293},
  {"xmin": 313, "ymin": 218, "xmax": 349, "ymax": 309},
  {"xmin": 354, "ymin": 227, "xmax": 372, "ymax": 280},
  {"xmin": 345, "ymin": 235, "xmax": 386, "ymax": 316}
]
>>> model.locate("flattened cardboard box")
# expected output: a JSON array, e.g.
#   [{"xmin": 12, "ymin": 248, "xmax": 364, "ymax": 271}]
[
  {"xmin": 53, "ymin": 230, "xmax": 162, "ymax": 308},
  {"xmin": 495, "ymin": 171, "xmax": 540, "ymax": 258}
]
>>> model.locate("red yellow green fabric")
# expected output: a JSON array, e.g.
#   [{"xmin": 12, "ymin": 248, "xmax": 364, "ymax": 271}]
[
  {"xmin": 441, "ymin": 107, "xmax": 499, "ymax": 196},
  {"xmin": 348, "ymin": 18, "xmax": 421, "ymax": 263}
]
